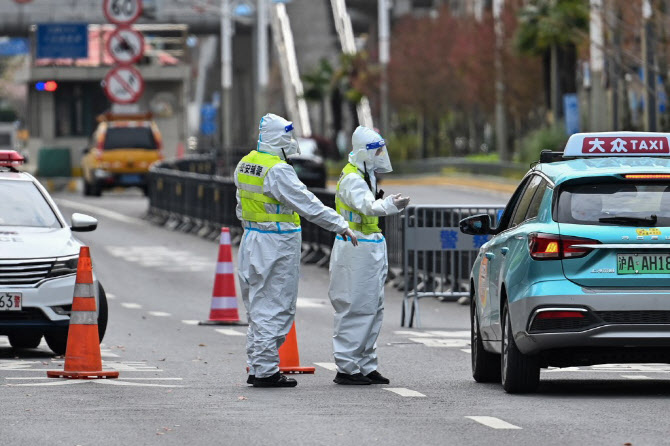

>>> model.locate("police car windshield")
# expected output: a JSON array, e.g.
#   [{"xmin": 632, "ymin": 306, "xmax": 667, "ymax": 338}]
[
  {"xmin": 0, "ymin": 180, "xmax": 60, "ymax": 228},
  {"xmin": 104, "ymin": 127, "xmax": 156, "ymax": 150},
  {"xmin": 556, "ymin": 181, "xmax": 670, "ymax": 226}
]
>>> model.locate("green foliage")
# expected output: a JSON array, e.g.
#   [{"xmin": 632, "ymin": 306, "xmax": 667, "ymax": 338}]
[
  {"xmin": 386, "ymin": 131, "xmax": 421, "ymax": 161},
  {"xmin": 466, "ymin": 153, "xmax": 500, "ymax": 163},
  {"xmin": 302, "ymin": 59, "xmax": 334, "ymax": 102},
  {"xmin": 515, "ymin": 0, "xmax": 589, "ymax": 55},
  {"xmin": 518, "ymin": 123, "xmax": 568, "ymax": 164}
]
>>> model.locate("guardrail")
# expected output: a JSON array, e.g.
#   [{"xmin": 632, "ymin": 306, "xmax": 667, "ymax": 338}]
[{"xmin": 147, "ymin": 156, "xmax": 506, "ymax": 328}]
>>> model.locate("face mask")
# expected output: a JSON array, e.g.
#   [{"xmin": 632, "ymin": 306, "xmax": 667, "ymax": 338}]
[{"xmin": 366, "ymin": 140, "xmax": 392, "ymax": 173}]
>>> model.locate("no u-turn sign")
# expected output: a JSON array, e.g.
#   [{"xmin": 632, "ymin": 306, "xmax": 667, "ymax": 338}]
[{"xmin": 103, "ymin": 65, "xmax": 145, "ymax": 104}]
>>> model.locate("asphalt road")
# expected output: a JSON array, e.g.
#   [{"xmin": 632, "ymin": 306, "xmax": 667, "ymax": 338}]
[{"xmin": 3, "ymin": 184, "xmax": 670, "ymax": 445}]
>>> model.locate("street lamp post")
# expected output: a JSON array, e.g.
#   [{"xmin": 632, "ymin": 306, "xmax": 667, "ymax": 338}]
[
  {"xmin": 221, "ymin": 0, "xmax": 233, "ymax": 155},
  {"xmin": 378, "ymin": 0, "xmax": 390, "ymax": 136}
]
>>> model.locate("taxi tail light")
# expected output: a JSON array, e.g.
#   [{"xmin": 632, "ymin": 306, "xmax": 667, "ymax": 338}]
[{"xmin": 528, "ymin": 233, "xmax": 600, "ymax": 260}]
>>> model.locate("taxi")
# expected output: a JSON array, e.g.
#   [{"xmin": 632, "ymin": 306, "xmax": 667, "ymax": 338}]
[
  {"xmin": 460, "ymin": 132, "xmax": 670, "ymax": 393},
  {"xmin": 81, "ymin": 113, "xmax": 163, "ymax": 196},
  {"xmin": 0, "ymin": 150, "xmax": 107, "ymax": 355}
]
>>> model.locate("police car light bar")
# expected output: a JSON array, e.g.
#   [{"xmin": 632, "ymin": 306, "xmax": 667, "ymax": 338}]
[
  {"xmin": 564, "ymin": 132, "xmax": 670, "ymax": 157},
  {"xmin": 0, "ymin": 150, "xmax": 25, "ymax": 166}
]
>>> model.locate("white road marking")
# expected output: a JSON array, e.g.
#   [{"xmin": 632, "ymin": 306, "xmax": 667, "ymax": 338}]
[
  {"xmin": 93, "ymin": 380, "xmax": 184, "ymax": 388},
  {"xmin": 55, "ymin": 199, "xmax": 144, "ymax": 225},
  {"xmin": 6, "ymin": 380, "xmax": 87, "ymax": 387},
  {"xmin": 148, "ymin": 311, "xmax": 171, "ymax": 317},
  {"xmin": 460, "ymin": 349, "xmax": 472, "ymax": 354},
  {"xmin": 106, "ymin": 246, "xmax": 214, "ymax": 273},
  {"xmin": 5, "ymin": 377, "xmax": 182, "ymax": 381},
  {"xmin": 106, "ymin": 293, "xmax": 117, "ymax": 300},
  {"xmin": 410, "ymin": 338, "xmax": 470, "ymax": 348},
  {"xmin": 314, "ymin": 362, "xmax": 338, "ymax": 371},
  {"xmin": 621, "ymin": 375, "xmax": 653, "ymax": 380},
  {"xmin": 296, "ymin": 298, "xmax": 328, "ymax": 309},
  {"xmin": 394, "ymin": 330, "xmax": 434, "ymax": 337},
  {"xmin": 425, "ymin": 331, "xmax": 470, "ymax": 338},
  {"xmin": 121, "ymin": 302, "xmax": 142, "ymax": 309},
  {"xmin": 384, "ymin": 388, "xmax": 426, "ymax": 397},
  {"xmin": 181, "ymin": 320, "xmax": 200, "ymax": 325},
  {"xmin": 465, "ymin": 416, "xmax": 522, "ymax": 430},
  {"xmin": 215, "ymin": 328, "xmax": 245, "ymax": 337}
]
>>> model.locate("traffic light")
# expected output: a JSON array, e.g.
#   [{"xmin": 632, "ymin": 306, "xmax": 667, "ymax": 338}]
[{"xmin": 35, "ymin": 81, "xmax": 58, "ymax": 92}]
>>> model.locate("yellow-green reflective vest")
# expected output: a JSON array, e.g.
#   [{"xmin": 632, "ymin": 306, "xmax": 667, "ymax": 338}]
[
  {"xmin": 336, "ymin": 163, "xmax": 381, "ymax": 235},
  {"xmin": 236, "ymin": 150, "xmax": 300, "ymax": 225}
]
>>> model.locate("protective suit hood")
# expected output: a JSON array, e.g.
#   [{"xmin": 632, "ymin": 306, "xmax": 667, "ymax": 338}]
[
  {"xmin": 257, "ymin": 113, "xmax": 300, "ymax": 159},
  {"xmin": 348, "ymin": 126, "xmax": 393, "ymax": 174}
]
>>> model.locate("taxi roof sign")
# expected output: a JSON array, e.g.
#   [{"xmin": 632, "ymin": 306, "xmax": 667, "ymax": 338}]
[{"xmin": 564, "ymin": 132, "xmax": 670, "ymax": 157}]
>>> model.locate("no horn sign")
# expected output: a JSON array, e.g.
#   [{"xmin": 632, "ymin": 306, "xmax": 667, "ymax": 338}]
[{"xmin": 104, "ymin": 65, "xmax": 144, "ymax": 104}]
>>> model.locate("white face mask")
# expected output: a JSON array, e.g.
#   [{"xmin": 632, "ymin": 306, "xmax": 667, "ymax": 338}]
[
  {"xmin": 367, "ymin": 140, "xmax": 393, "ymax": 174},
  {"xmin": 285, "ymin": 138, "xmax": 301, "ymax": 157}
]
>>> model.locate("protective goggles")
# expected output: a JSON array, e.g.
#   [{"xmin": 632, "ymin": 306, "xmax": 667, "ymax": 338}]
[{"xmin": 366, "ymin": 139, "xmax": 385, "ymax": 150}]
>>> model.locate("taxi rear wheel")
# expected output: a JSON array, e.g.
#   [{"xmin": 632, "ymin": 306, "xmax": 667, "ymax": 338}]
[
  {"xmin": 501, "ymin": 301, "xmax": 540, "ymax": 393},
  {"xmin": 471, "ymin": 295, "xmax": 501, "ymax": 383}
]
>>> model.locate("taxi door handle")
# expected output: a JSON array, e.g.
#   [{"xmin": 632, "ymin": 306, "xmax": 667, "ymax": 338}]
[
  {"xmin": 485, "ymin": 252, "xmax": 495, "ymax": 260},
  {"xmin": 501, "ymin": 247, "xmax": 509, "ymax": 256}
]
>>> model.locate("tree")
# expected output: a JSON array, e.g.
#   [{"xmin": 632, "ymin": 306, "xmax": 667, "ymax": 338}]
[{"xmin": 515, "ymin": 0, "xmax": 589, "ymax": 121}]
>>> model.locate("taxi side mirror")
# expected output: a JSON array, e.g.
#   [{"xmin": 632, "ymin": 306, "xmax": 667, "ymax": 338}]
[
  {"xmin": 459, "ymin": 214, "xmax": 493, "ymax": 236},
  {"xmin": 71, "ymin": 213, "xmax": 98, "ymax": 232}
]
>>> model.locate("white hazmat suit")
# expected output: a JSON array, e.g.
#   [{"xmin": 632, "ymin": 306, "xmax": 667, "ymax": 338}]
[
  {"xmin": 235, "ymin": 113, "xmax": 353, "ymax": 384},
  {"xmin": 329, "ymin": 126, "xmax": 408, "ymax": 380}
]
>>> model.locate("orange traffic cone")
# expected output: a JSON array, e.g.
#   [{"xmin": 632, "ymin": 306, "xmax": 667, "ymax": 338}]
[
  {"xmin": 279, "ymin": 322, "xmax": 315, "ymax": 374},
  {"xmin": 200, "ymin": 228, "xmax": 247, "ymax": 326},
  {"xmin": 47, "ymin": 247, "xmax": 119, "ymax": 379}
]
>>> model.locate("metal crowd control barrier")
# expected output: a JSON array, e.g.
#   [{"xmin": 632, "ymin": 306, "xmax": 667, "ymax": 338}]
[{"xmin": 401, "ymin": 205, "xmax": 505, "ymax": 328}]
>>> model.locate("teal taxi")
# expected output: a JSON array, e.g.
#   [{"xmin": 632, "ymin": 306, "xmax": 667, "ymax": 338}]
[{"xmin": 460, "ymin": 132, "xmax": 670, "ymax": 393}]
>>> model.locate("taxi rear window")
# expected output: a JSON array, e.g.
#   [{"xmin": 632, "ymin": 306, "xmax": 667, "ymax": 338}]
[
  {"xmin": 556, "ymin": 181, "xmax": 670, "ymax": 226},
  {"xmin": 103, "ymin": 127, "xmax": 157, "ymax": 150}
]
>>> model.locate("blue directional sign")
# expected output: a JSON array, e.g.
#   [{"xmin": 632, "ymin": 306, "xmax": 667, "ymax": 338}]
[
  {"xmin": 36, "ymin": 23, "xmax": 88, "ymax": 59},
  {"xmin": 563, "ymin": 93, "xmax": 580, "ymax": 136},
  {"xmin": 200, "ymin": 104, "xmax": 218, "ymax": 136},
  {"xmin": 0, "ymin": 38, "xmax": 29, "ymax": 57}
]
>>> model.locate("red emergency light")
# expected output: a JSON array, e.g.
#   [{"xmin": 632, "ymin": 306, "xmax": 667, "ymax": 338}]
[
  {"xmin": 0, "ymin": 150, "xmax": 25, "ymax": 167},
  {"xmin": 36, "ymin": 81, "xmax": 58, "ymax": 92}
]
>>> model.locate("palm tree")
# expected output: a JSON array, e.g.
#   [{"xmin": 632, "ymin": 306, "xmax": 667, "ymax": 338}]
[{"xmin": 515, "ymin": 0, "xmax": 589, "ymax": 121}]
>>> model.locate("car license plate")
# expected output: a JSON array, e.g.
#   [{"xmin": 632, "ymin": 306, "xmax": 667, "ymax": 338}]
[
  {"xmin": 120, "ymin": 174, "xmax": 142, "ymax": 184},
  {"xmin": 617, "ymin": 253, "xmax": 670, "ymax": 274},
  {"xmin": 0, "ymin": 293, "xmax": 22, "ymax": 311}
]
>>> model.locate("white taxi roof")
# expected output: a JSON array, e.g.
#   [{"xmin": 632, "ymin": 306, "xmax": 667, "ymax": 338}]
[{"xmin": 564, "ymin": 132, "xmax": 670, "ymax": 157}]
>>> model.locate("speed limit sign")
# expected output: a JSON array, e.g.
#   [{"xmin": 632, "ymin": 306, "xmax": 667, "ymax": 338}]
[
  {"xmin": 107, "ymin": 27, "xmax": 145, "ymax": 65},
  {"xmin": 104, "ymin": 65, "xmax": 145, "ymax": 104},
  {"xmin": 103, "ymin": 0, "xmax": 143, "ymax": 25}
]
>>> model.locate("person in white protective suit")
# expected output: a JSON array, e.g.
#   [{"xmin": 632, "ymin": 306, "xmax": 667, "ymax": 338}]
[
  {"xmin": 329, "ymin": 126, "xmax": 410, "ymax": 385},
  {"xmin": 235, "ymin": 113, "xmax": 358, "ymax": 388}
]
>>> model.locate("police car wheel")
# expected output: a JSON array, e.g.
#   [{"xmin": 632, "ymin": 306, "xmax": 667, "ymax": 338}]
[
  {"xmin": 501, "ymin": 301, "xmax": 540, "ymax": 394},
  {"xmin": 8, "ymin": 332, "xmax": 42, "ymax": 349},
  {"xmin": 44, "ymin": 331, "xmax": 68, "ymax": 356},
  {"xmin": 97, "ymin": 283, "xmax": 108, "ymax": 341},
  {"xmin": 471, "ymin": 295, "xmax": 501, "ymax": 383}
]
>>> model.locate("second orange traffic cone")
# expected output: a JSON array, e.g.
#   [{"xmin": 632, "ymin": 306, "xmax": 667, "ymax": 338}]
[
  {"xmin": 200, "ymin": 227, "xmax": 247, "ymax": 326},
  {"xmin": 47, "ymin": 246, "xmax": 119, "ymax": 379},
  {"xmin": 279, "ymin": 321, "xmax": 315, "ymax": 374}
]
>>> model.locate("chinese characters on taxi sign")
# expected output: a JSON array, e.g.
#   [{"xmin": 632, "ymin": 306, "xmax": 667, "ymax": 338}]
[{"xmin": 582, "ymin": 136, "xmax": 670, "ymax": 154}]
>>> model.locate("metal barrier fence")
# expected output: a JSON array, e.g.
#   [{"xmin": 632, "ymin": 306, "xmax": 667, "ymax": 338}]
[{"xmin": 401, "ymin": 205, "xmax": 505, "ymax": 328}]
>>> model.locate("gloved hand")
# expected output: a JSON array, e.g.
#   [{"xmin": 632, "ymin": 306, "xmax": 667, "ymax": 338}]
[
  {"xmin": 392, "ymin": 194, "xmax": 410, "ymax": 210},
  {"xmin": 376, "ymin": 189, "xmax": 385, "ymax": 200},
  {"xmin": 340, "ymin": 228, "xmax": 359, "ymax": 246}
]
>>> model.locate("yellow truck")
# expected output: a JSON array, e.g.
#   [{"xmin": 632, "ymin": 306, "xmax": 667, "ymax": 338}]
[{"xmin": 81, "ymin": 113, "xmax": 163, "ymax": 196}]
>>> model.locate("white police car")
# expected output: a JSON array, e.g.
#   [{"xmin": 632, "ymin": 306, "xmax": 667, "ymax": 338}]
[{"xmin": 0, "ymin": 150, "xmax": 107, "ymax": 354}]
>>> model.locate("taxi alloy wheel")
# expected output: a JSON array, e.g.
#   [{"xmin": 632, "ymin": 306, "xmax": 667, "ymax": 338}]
[
  {"xmin": 501, "ymin": 301, "xmax": 540, "ymax": 394},
  {"xmin": 471, "ymin": 296, "xmax": 501, "ymax": 383}
]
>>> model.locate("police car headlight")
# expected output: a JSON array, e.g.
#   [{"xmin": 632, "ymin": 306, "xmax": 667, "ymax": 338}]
[{"xmin": 47, "ymin": 255, "xmax": 79, "ymax": 278}]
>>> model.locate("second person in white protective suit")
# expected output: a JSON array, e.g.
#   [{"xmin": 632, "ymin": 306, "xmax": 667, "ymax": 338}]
[
  {"xmin": 235, "ymin": 113, "xmax": 358, "ymax": 388},
  {"xmin": 329, "ymin": 126, "xmax": 410, "ymax": 385}
]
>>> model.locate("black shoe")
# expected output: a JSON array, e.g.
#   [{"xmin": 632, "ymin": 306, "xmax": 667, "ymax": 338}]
[
  {"xmin": 246, "ymin": 375, "xmax": 255, "ymax": 384},
  {"xmin": 365, "ymin": 370, "xmax": 390, "ymax": 384},
  {"xmin": 253, "ymin": 372, "xmax": 298, "ymax": 388},
  {"xmin": 333, "ymin": 372, "xmax": 372, "ymax": 385}
]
